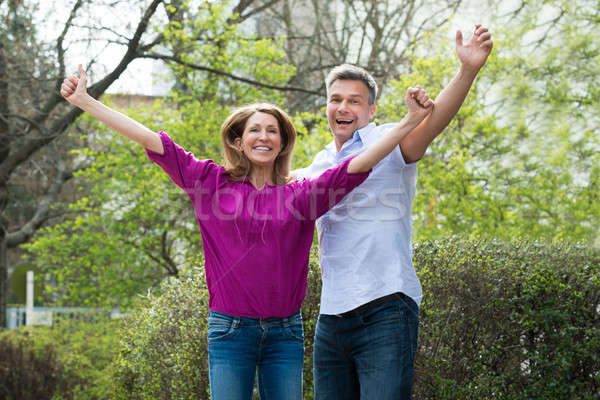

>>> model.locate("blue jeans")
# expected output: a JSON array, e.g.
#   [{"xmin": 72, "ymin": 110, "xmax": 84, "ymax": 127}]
[
  {"xmin": 313, "ymin": 293, "xmax": 419, "ymax": 399},
  {"xmin": 207, "ymin": 310, "xmax": 304, "ymax": 400}
]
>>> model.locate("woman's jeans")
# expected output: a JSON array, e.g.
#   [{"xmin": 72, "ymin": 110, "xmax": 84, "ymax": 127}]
[{"xmin": 207, "ymin": 310, "xmax": 304, "ymax": 400}]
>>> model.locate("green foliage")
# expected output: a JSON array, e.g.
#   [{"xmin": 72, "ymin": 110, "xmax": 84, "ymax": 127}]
[
  {"xmin": 113, "ymin": 240, "xmax": 599, "ymax": 399},
  {"xmin": 0, "ymin": 318, "xmax": 121, "ymax": 400},
  {"xmin": 24, "ymin": 0, "xmax": 297, "ymax": 307},
  {"xmin": 0, "ymin": 331, "xmax": 67, "ymax": 399},
  {"xmin": 113, "ymin": 269, "xmax": 210, "ymax": 400},
  {"xmin": 413, "ymin": 239, "xmax": 600, "ymax": 400},
  {"xmin": 378, "ymin": 18, "xmax": 600, "ymax": 243}
]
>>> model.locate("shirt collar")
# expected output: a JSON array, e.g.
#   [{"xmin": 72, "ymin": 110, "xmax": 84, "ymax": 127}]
[{"xmin": 325, "ymin": 122, "xmax": 377, "ymax": 155}]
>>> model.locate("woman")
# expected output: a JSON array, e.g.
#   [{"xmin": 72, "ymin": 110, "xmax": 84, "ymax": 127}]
[{"xmin": 60, "ymin": 64, "xmax": 433, "ymax": 399}]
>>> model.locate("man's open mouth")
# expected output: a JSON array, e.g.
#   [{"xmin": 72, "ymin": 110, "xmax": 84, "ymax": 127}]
[{"xmin": 336, "ymin": 119, "xmax": 353, "ymax": 125}]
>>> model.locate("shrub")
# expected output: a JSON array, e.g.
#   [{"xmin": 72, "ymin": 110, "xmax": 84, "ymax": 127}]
[
  {"xmin": 113, "ymin": 269, "xmax": 210, "ymax": 400},
  {"xmin": 0, "ymin": 317, "xmax": 121, "ymax": 400},
  {"xmin": 413, "ymin": 239, "xmax": 600, "ymax": 400},
  {"xmin": 0, "ymin": 332, "xmax": 68, "ymax": 400},
  {"xmin": 114, "ymin": 240, "xmax": 600, "ymax": 399}
]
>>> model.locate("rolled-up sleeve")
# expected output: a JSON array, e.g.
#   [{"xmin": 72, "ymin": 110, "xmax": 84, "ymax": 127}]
[
  {"xmin": 146, "ymin": 131, "xmax": 217, "ymax": 191},
  {"xmin": 293, "ymin": 156, "xmax": 370, "ymax": 220}
]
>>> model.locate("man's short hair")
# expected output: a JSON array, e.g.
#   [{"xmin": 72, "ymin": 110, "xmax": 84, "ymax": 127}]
[{"xmin": 325, "ymin": 64, "xmax": 378, "ymax": 105}]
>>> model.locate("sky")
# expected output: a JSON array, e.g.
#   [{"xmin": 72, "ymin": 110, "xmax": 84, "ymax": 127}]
[
  {"xmin": 37, "ymin": 0, "xmax": 171, "ymax": 96},
  {"xmin": 35, "ymin": 0, "xmax": 506, "ymax": 97}
]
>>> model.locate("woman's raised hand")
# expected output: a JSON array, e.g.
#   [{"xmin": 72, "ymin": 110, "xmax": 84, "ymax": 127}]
[{"xmin": 61, "ymin": 64, "xmax": 88, "ymax": 105}]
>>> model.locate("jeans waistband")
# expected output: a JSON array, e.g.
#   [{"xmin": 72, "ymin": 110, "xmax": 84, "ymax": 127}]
[
  {"xmin": 208, "ymin": 310, "xmax": 302, "ymax": 327},
  {"xmin": 334, "ymin": 292, "xmax": 410, "ymax": 318}
]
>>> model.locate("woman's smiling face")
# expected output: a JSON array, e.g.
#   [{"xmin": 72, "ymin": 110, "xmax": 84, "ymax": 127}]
[{"xmin": 236, "ymin": 111, "xmax": 283, "ymax": 170}]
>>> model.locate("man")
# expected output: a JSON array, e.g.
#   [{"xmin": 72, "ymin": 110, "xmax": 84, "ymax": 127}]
[{"xmin": 295, "ymin": 25, "xmax": 493, "ymax": 399}]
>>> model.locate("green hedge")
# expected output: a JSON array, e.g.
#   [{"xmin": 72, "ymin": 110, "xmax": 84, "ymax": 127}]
[
  {"xmin": 115, "ymin": 240, "xmax": 599, "ymax": 399},
  {"xmin": 0, "ymin": 318, "xmax": 120, "ymax": 400},
  {"xmin": 4, "ymin": 240, "xmax": 598, "ymax": 399},
  {"xmin": 113, "ymin": 270, "xmax": 210, "ymax": 400},
  {"xmin": 413, "ymin": 240, "xmax": 600, "ymax": 399}
]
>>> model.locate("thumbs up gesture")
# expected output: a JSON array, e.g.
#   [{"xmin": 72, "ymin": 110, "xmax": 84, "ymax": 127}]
[{"xmin": 60, "ymin": 64, "xmax": 88, "ymax": 106}]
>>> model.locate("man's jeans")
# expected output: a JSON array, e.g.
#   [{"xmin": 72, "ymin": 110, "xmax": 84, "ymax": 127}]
[
  {"xmin": 313, "ymin": 293, "xmax": 419, "ymax": 400},
  {"xmin": 207, "ymin": 310, "xmax": 304, "ymax": 400}
]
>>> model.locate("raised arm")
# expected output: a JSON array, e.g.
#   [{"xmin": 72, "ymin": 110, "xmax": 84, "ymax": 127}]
[
  {"xmin": 348, "ymin": 86, "xmax": 433, "ymax": 173},
  {"xmin": 399, "ymin": 24, "xmax": 494, "ymax": 163},
  {"xmin": 60, "ymin": 64, "xmax": 164, "ymax": 154}
]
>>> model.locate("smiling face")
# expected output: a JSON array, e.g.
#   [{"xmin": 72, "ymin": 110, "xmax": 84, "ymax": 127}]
[
  {"xmin": 235, "ymin": 111, "xmax": 283, "ymax": 171},
  {"xmin": 326, "ymin": 79, "xmax": 376, "ymax": 147}
]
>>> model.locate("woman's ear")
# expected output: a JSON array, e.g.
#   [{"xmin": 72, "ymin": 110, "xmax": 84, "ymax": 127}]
[{"xmin": 234, "ymin": 137, "xmax": 243, "ymax": 151}]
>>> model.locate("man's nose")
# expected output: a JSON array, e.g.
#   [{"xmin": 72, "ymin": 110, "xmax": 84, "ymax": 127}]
[{"xmin": 338, "ymin": 100, "xmax": 349, "ymax": 112}]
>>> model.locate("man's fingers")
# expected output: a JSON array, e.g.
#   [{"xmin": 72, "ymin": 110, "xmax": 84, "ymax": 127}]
[
  {"xmin": 67, "ymin": 75, "xmax": 78, "ymax": 86},
  {"xmin": 478, "ymin": 32, "xmax": 492, "ymax": 42},
  {"xmin": 455, "ymin": 30, "xmax": 464, "ymax": 47},
  {"xmin": 482, "ymin": 39, "xmax": 493, "ymax": 50},
  {"xmin": 475, "ymin": 26, "xmax": 487, "ymax": 36}
]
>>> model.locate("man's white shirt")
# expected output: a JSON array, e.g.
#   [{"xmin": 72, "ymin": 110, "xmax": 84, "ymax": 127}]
[{"xmin": 296, "ymin": 122, "xmax": 423, "ymax": 314}]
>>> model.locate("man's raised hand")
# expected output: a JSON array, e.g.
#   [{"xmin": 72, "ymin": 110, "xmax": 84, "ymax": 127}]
[
  {"xmin": 456, "ymin": 24, "xmax": 493, "ymax": 73},
  {"xmin": 60, "ymin": 64, "xmax": 88, "ymax": 105}
]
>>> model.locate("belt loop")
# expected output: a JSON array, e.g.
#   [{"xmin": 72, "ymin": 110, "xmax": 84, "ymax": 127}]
[{"xmin": 232, "ymin": 317, "xmax": 240, "ymax": 328}]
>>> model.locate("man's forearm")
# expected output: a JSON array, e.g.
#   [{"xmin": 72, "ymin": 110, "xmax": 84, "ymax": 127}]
[{"xmin": 400, "ymin": 65, "xmax": 480, "ymax": 163}]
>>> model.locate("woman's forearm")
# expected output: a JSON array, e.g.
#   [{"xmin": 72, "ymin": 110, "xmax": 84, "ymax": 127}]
[
  {"xmin": 75, "ymin": 94, "xmax": 163, "ymax": 154},
  {"xmin": 347, "ymin": 114, "xmax": 421, "ymax": 173}
]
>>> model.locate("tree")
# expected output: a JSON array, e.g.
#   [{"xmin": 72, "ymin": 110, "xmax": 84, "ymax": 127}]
[
  {"xmin": 0, "ymin": 0, "xmax": 305, "ymax": 326},
  {"xmin": 23, "ymin": 0, "xmax": 298, "ymax": 307},
  {"xmin": 376, "ymin": 0, "xmax": 600, "ymax": 242}
]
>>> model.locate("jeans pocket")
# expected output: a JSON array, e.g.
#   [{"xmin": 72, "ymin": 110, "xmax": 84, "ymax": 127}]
[
  {"xmin": 207, "ymin": 316, "xmax": 238, "ymax": 342},
  {"xmin": 285, "ymin": 321, "xmax": 304, "ymax": 341},
  {"xmin": 360, "ymin": 303, "xmax": 402, "ymax": 326}
]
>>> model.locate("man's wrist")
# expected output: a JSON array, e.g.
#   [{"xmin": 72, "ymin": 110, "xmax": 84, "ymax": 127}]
[{"xmin": 458, "ymin": 63, "xmax": 480, "ymax": 81}]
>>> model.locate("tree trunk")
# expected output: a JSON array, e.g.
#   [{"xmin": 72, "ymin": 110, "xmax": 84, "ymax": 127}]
[
  {"xmin": 0, "ymin": 228, "xmax": 6, "ymax": 330},
  {"xmin": 0, "ymin": 36, "xmax": 8, "ymax": 330}
]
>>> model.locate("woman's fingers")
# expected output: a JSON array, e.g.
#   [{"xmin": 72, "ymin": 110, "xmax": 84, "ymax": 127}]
[{"xmin": 77, "ymin": 64, "xmax": 87, "ymax": 91}]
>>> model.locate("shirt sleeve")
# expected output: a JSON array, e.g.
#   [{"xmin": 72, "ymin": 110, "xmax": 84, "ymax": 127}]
[
  {"xmin": 146, "ymin": 131, "xmax": 218, "ymax": 191},
  {"xmin": 293, "ymin": 156, "xmax": 370, "ymax": 221}
]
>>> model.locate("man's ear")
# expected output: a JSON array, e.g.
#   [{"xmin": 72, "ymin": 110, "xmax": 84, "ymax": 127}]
[{"xmin": 368, "ymin": 103, "xmax": 376, "ymax": 121}]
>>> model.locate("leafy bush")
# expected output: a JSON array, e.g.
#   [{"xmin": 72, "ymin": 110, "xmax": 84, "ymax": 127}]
[
  {"xmin": 114, "ymin": 240, "xmax": 600, "ymax": 399},
  {"xmin": 413, "ymin": 239, "xmax": 600, "ymax": 400},
  {"xmin": 113, "ymin": 270, "xmax": 210, "ymax": 400},
  {"xmin": 0, "ymin": 318, "xmax": 121, "ymax": 400},
  {"xmin": 0, "ymin": 332, "xmax": 68, "ymax": 400}
]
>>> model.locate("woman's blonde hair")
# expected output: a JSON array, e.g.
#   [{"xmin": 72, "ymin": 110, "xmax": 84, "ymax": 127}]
[{"xmin": 221, "ymin": 103, "xmax": 296, "ymax": 185}]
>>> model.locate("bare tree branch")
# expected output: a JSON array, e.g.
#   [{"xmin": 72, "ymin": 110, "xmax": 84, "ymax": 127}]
[
  {"xmin": 56, "ymin": 0, "xmax": 84, "ymax": 90},
  {"xmin": 0, "ymin": 0, "xmax": 164, "ymax": 183},
  {"xmin": 6, "ymin": 160, "xmax": 75, "ymax": 247},
  {"xmin": 140, "ymin": 53, "xmax": 322, "ymax": 95}
]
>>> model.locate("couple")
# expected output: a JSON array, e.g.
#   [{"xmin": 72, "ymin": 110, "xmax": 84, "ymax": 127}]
[{"xmin": 61, "ymin": 25, "xmax": 492, "ymax": 400}]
